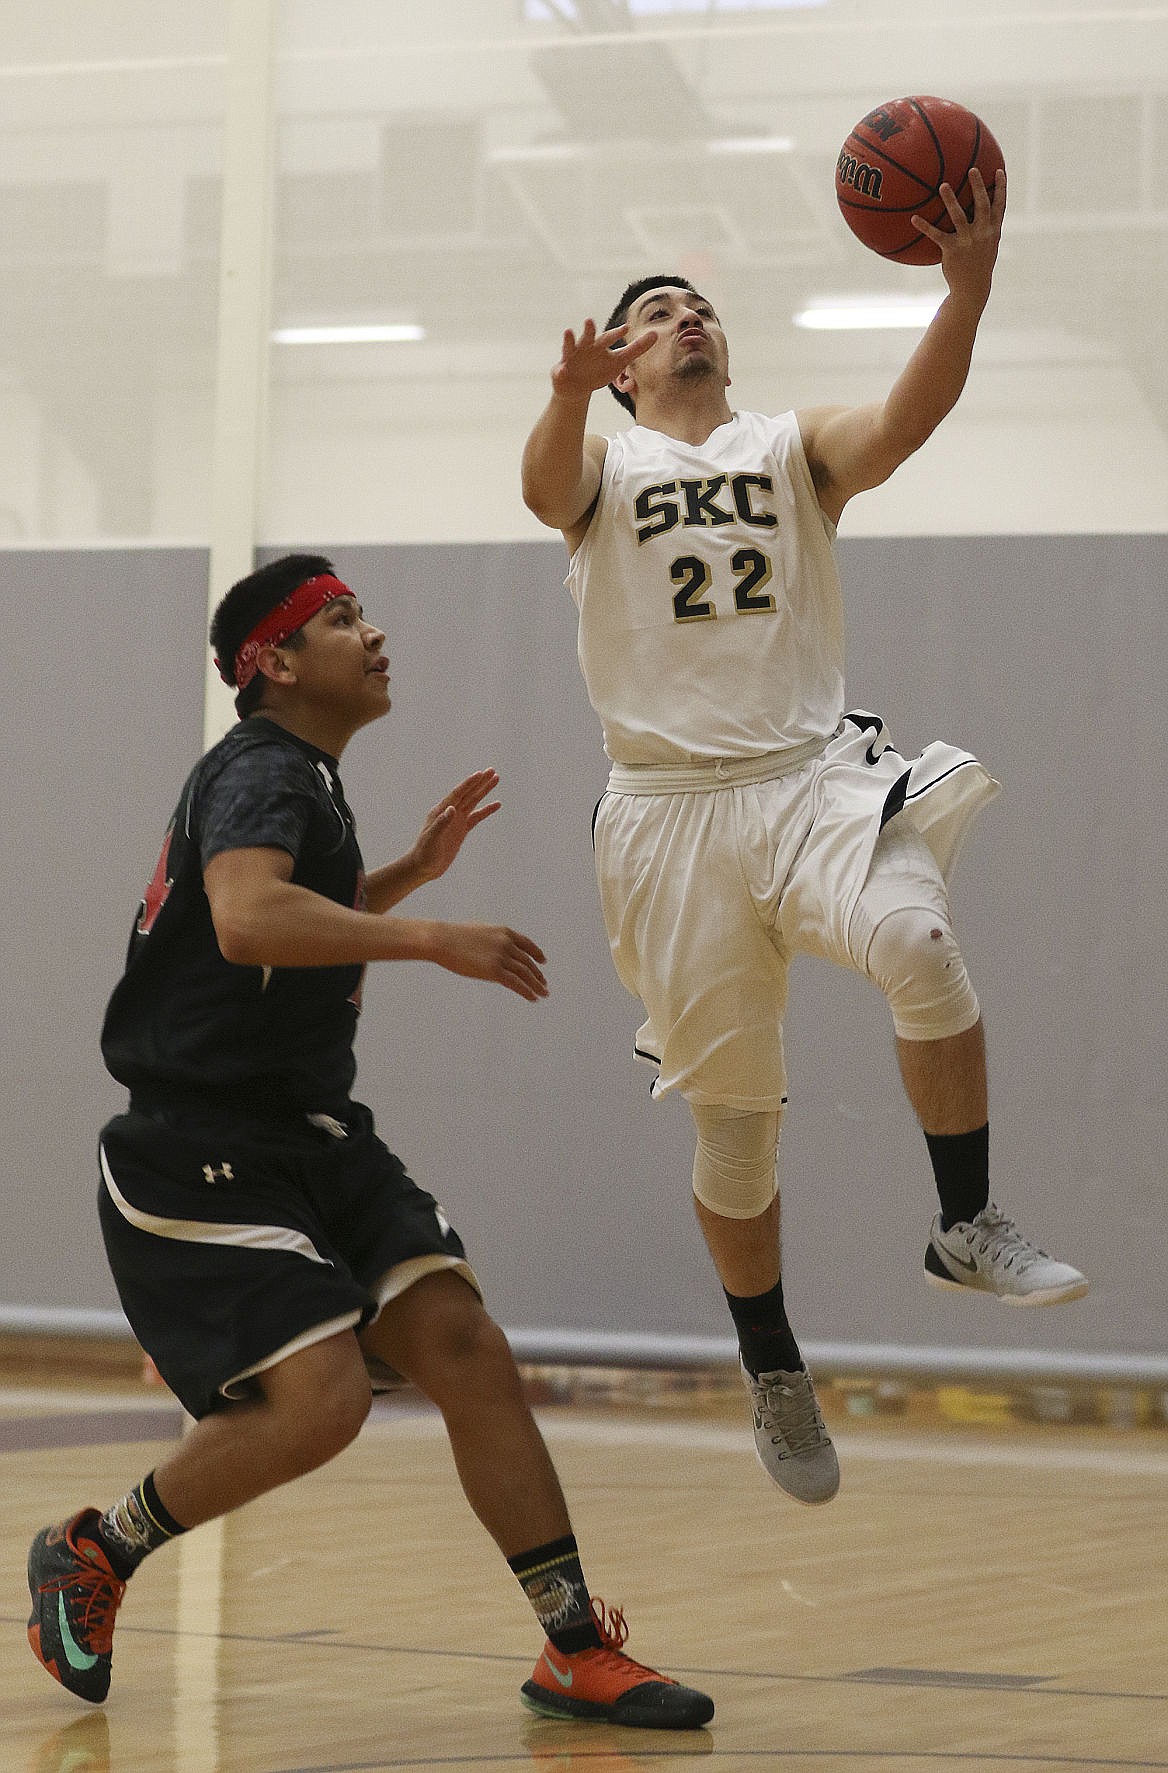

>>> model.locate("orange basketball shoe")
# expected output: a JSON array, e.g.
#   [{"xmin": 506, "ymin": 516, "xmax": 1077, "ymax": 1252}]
[
  {"xmin": 27, "ymin": 1510, "xmax": 126, "ymax": 1704},
  {"xmin": 521, "ymin": 1599, "xmax": 714, "ymax": 1729}
]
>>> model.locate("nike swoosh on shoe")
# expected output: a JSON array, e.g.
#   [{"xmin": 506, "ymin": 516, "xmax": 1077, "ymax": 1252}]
[
  {"xmin": 542, "ymin": 1652, "xmax": 574, "ymax": 1689},
  {"xmin": 946, "ymin": 1248, "xmax": 979, "ymax": 1273},
  {"xmin": 57, "ymin": 1594, "xmax": 99, "ymax": 1671}
]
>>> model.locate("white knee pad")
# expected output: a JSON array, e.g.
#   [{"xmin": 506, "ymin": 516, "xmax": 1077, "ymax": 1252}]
[
  {"xmin": 690, "ymin": 1104, "xmax": 781, "ymax": 1219},
  {"xmin": 863, "ymin": 903, "xmax": 980, "ymax": 1042}
]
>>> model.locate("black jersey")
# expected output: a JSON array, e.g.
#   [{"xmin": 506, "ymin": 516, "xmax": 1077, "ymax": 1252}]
[{"xmin": 101, "ymin": 718, "xmax": 366, "ymax": 1114}]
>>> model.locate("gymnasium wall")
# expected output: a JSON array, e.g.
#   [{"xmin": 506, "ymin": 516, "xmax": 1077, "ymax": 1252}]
[{"xmin": 1, "ymin": 533, "xmax": 1164, "ymax": 1373}]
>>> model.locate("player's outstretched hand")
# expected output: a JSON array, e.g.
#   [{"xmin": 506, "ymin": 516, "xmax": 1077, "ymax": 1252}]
[
  {"xmin": 411, "ymin": 769, "xmax": 502, "ymax": 885},
  {"xmin": 436, "ymin": 923, "xmax": 549, "ymax": 1001},
  {"xmin": 551, "ymin": 318, "xmax": 658, "ymax": 400},
  {"xmin": 912, "ymin": 165, "xmax": 1005, "ymax": 299}
]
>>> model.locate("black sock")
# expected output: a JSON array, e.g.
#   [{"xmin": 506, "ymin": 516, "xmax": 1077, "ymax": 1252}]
[
  {"xmin": 508, "ymin": 1534, "xmax": 602, "ymax": 1653},
  {"xmin": 97, "ymin": 1471, "xmax": 188, "ymax": 1580},
  {"xmin": 926, "ymin": 1123, "xmax": 990, "ymax": 1231},
  {"xmin": 724, "ymin": 1277, "xmax": 802, "ymax": 1379}
]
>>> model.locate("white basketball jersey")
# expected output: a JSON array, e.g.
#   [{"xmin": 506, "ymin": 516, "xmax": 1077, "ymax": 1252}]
[{"xmin": 567, "ymin": 411, "xmax": 846, "ymax": 765}]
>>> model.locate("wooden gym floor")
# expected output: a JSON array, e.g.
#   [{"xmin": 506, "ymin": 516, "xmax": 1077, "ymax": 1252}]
[{"xmin": 1, "ymin": 1349, "xmax": 1166, "ymax": 1773}]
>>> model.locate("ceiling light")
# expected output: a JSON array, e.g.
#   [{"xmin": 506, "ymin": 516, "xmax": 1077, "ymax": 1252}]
[
  {"xmin": 793, "ymin": 295, "xmax": 944, "ymax": 331},
  {"xmin": 708, "ymin": 135, "xmax": 794, "ymax": 155},
  {"xmin": 271, "ymin": 324, "xmax": 426, "ymax": 345},
  {"xmin": 524, "ymin": 0, "xmax": 827, "ymax": 14},
  {"xmin": 488, "ymin": 142, "xmax": 579, "ymax": 163}
]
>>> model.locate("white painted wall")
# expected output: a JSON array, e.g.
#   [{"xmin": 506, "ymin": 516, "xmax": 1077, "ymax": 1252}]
[
  {"xmin": 8, "ymin": 346, "xmax": 1168, "ymax": 544},
  {"xmin": 3, "ymin": 2, "xmax": 1168, "ymax": 548}
]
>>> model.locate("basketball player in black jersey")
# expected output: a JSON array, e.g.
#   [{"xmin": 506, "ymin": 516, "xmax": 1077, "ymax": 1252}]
[{"xmin": 26, "ymin": 554, "xmax": 713, "ymax": 1731}]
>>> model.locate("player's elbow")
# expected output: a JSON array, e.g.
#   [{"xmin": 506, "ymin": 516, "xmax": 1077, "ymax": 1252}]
[
  {"xmin": 210, "ymin": 903, "xmax": 270, "ymax": 968},
  {"xmin": 865, "ymin": 426, "xmax": 933, "ymax": 491},
  {"xmin": 881, "ymin": 396, "xmax": 956, "ymax": 473},
  {"xmin": 521, "ymin": 441, "xmax": 595, "ymax": 531},
  {"xmin": 521, "ymin": 487, "xmax": 553, "ymax": 527},
  {"xmin": 521, "ymin": 474, "xmax": 568, "ymax": 530}
]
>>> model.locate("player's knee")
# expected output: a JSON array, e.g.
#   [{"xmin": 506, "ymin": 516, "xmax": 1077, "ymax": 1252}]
[
  {"xmin": 322, "ymin": 1379, "xmax": 372, "ymax": 1460},
  {"xmin": 691, "ymin": 1104, "xmax": 781, "ymax": 1219},
  {"xmin": 276, "ymin": 1366, "xmax": 371, "ymax": 1475},
  {"xmin": 418, "ymin": 1287, "xmax": 521, "ymax": 1396},
  {"xmin": 864, "ymin": 904, "xmax": 980, "ymax": 1041},
  {"xmin": 437, "ymin": 1297, "xmax": 510, "ymax": 1372}
]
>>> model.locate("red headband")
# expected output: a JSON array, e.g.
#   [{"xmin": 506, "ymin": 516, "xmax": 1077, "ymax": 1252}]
[{"xmin": 217, "ymin": 573, "xmax": 352, "ymax": 689}]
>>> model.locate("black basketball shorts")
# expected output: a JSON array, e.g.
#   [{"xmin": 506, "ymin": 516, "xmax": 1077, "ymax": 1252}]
[{"xmin": 98, "ymin": 1100, "xmax": 480, "ymax": 1420}]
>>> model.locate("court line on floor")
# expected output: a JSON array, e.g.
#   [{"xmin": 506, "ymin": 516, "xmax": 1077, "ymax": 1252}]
[
  {"xmin": 2, "ymin": 1612, "xmax": 1163, "ymax": 1706},
  {"xmin": 364, "ymin": 1405, "xmax": 1168, "ymax": 1480},
  {"xmin": 268, "ymin": 1748, "xmax": 1168, "ymax": 1771}
]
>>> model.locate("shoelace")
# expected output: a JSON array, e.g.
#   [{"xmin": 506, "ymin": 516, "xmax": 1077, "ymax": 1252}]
[
  {"xmin": 961, "ymin": 1205, "xmax": 1050, "ymax": 1274},
  {"xmin": 581, "ymin": 1598, "xmax": 668, "ymax": 1683},
  {"xmin": 45, "ymin": 1563, "xmax": 125, "ymax": 1655},
  {"xmin": 753, "ymin": 1375, "xmax": 828, "ymax": 1456}
]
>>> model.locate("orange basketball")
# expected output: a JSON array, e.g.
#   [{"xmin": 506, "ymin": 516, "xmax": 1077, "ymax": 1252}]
[{"xmin": 835, "ymin": 95, "xmax": 1005, "ymax": 265}]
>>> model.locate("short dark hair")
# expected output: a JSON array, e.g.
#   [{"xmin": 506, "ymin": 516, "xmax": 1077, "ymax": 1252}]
[
  {"xmin": 603, "ymin": 273, "xmax": 698, "ymax": 416},
  {"xmin": 210, "ymin": 552, "xmax": 336, "ymax": 718}
]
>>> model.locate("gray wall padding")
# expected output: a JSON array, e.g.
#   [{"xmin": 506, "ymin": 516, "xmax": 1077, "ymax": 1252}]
[
  {"xmin": 2, "ymin": 536, "xmax": 1164, "ymax": 1366},
  {"xmin": 0, "ymin": 548, "xmax": 207, "ymax": 1317}
]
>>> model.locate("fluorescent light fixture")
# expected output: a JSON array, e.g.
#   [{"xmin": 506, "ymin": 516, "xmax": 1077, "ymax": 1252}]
[
  {"xmin": 793, "ymin": 295, "xmax": 944, "ymax": 331},
  {"xmin": 271, "ymin": 323, "xmax": 425, "ymax": 345},
  {"xmin": 708, "ymin": 135, "xmax": 795, "ymax": 155},
  {"xmin": 525, "ymin": 0, "xmax": 826, "ymax": 15},
  {"xmin": 488, "ymin": 141, "xmax": 579, "ymax": 164}
]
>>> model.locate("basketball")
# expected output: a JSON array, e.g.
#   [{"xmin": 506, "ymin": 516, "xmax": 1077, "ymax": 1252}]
[{"xmin": 835, "ymin": 96, "xmax": 1005, "ymax": 265}]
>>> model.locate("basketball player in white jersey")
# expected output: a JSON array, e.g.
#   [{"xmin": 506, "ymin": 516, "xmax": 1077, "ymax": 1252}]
[{"xmin": 522, "ymin": 166, "xmax": 1086, "ymax": 1505}]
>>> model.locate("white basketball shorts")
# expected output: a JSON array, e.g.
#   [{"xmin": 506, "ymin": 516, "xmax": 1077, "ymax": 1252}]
[{"xmin": 592, "ymin": 714, "xmax": 999, "ymax": 1110}]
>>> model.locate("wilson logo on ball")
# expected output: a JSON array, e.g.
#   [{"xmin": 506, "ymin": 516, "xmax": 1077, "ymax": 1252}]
[{"xmin": 836, "ymin": 150, "xmax": 884, "ymax": 200}]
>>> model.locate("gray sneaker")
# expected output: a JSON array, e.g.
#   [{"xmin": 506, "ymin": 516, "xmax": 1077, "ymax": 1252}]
[
  {"xmin": 741, "ymin": 1359, "xmax": 840, "ymax": 1504},
  {"xmin": 926, "ymin": 1204, "xmax": 1088, "ymax": 1305}
]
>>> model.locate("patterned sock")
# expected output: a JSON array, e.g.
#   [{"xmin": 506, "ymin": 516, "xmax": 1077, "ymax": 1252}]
[
  {"xmin": 926, "ymin": 1123, "xmax": 991, "ymax": 1231},
  {"xmin": 508, "ymin": 1534, "xmax": 602, "ymax": 1653},
  {"xmin": 97, "ymin": 1471, "xmax": 188, "ymax": 1580},
  {"xmin": 725, "ymin": 1277, "xmax": 802, "ymax": 1379}
]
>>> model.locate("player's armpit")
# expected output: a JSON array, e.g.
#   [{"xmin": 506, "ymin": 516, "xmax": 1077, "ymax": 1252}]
[{"xmin": 797, "ymin": 402, "xmax": 901, "ymax": 521}]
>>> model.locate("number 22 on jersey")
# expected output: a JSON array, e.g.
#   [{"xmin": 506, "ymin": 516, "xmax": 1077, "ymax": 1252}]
[{"xmin": 670, "ymin": 548, "xmax": 775, "ymax": 622}]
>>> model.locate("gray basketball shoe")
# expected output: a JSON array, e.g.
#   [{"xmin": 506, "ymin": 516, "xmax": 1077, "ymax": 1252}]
[
  {"xmin": 741, "ymin": 1359, "xmax": 840, "ymax": 1504},
  {"xmin": 926, "ymin": 1204, "xmax": 1088, "ymax": 1305}
]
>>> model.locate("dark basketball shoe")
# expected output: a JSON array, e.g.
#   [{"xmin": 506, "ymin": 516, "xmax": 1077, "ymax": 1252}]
[
  {"xmin": 521, "ymin": 1599, "xmax": 714, "ymax": 1729},
  {"xmin": 27, "ymin": 1510, "xmax": 127, "ymax": 1703}
]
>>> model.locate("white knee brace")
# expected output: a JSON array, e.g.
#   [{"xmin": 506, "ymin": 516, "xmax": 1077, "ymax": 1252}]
[
  {"xmin": 863, "ymin": 903, "xmax": 980, "ymax": 1042},
  {"xmin": 690, "ymin": 1103, "xmax": 781, "ymax": 1219}
]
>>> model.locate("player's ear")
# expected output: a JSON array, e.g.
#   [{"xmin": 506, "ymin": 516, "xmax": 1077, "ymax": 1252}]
[{"xmin": 257, "ymin": 644, "xmax": 296, "ymax": 686}]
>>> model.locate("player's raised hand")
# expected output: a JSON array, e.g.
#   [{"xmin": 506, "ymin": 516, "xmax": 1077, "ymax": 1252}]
[
  {"xmin": 551, "ymin": 318, "xmax": 658, "ymax": 400},
  {"xmin": 410, "ymin": 769, "xmax": 502, "ymax": 885},
  {"xmin": 913, "ymin": 165, "xmax": 1005, "ymax": 298}
]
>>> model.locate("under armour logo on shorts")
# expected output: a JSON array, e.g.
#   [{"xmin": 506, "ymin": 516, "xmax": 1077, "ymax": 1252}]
[{"xmin": 202, "ymin": 1161, "xmax": 234, "ymax": 1185}]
